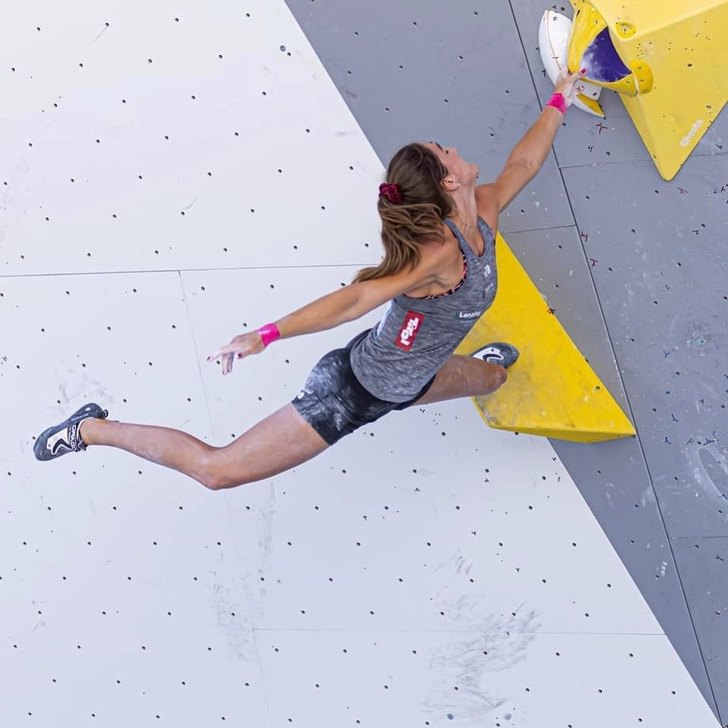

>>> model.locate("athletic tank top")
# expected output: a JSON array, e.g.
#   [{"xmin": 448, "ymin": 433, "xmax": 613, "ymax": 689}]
[{"xmin": 349, "ymin": 216, "xmax": 498, "ymax": 402}]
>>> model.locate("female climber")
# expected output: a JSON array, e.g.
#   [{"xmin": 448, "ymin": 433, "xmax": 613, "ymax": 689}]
[{"xmin": 34, "ymin": 71, "xmax": 585, "ymax": 489}]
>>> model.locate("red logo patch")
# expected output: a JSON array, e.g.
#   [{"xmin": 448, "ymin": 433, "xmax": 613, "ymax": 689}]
[{"xmin": 395, "ymin": 310, "xmax": 425, "ymax": 351}]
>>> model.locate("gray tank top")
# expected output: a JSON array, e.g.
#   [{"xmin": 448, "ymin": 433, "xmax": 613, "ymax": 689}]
[{"xmin": 350, "ymin": 216, "xmax": 497, "ymax": 402}]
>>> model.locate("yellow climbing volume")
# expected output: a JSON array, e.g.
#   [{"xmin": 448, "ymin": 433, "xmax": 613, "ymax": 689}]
[
  {"xmin": 567, "ymin": 0, "xmax": 728, "ymax": 180},
  {"xmin": 456, "ymin": 234, "xmax": 635, "ymax": 443}
]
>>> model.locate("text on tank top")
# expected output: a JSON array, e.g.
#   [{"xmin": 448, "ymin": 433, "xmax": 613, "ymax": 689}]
[{"xmin": 349, "ymin": 216, "xmax": 498, "ymax": 402}]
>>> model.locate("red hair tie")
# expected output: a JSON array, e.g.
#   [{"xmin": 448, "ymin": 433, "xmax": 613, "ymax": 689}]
[{"xmin": 379, "ymin": 182, "xmax": 403, "ymax": 204}]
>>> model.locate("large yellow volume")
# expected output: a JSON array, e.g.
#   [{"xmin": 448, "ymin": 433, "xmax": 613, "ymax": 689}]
[
  {"xmin": 456, "ymin": 234, "xmax": 635, "ymax": 443},
  {"xmin": 567, "ymin": 0, "xmax": 728, "ymax": 180}
]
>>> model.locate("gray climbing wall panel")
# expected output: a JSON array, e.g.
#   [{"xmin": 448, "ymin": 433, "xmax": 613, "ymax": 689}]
[{"xmin": 284, "ymin": 0, "xmax": 728, "ymax": 722}]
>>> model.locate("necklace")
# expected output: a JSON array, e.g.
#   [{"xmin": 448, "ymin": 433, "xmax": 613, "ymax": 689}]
[
  {"xmin": 451, "ymin": 214, "xmax": 483, "ymax": 255},
  {"xmin": 453, "ymin": 215, "xmax": 478, "ymax": 233}
]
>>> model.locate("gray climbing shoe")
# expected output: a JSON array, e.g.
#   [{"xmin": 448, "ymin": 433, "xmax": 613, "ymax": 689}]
[
  {"xmin": 472, "ymin": 342, "xmax": 520, "ymax": 369},
  {"xmin": 33, "ymin": 403, "xmax": 108, "ymax": 461}
]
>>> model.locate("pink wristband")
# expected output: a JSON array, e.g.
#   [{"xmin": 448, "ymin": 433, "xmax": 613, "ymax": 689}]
[
  {"xmin": 257, "ymin": 323, "xmax": 281, "ymax": 348},
  {"xmin": 546, "ymin": 92, "xmax": 568, "ymax": 115}
]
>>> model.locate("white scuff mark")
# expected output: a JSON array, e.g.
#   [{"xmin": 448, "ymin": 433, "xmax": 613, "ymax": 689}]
[
  {"xmin": 641, "ymin": 486, "xmax": 656, "ymax": 507},
  {"xmin": 686, "ymin": 440, "xmax": 728, "ymax": 502}
]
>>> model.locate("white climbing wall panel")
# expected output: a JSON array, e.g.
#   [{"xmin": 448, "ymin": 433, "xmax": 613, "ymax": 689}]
[
  {"xmin": 0, "ymin": 1, "xmax": 720, "ymax": 726},
  {"xmin": 0, "ymin": 0, "xmax": 381, "ymax": 275}
]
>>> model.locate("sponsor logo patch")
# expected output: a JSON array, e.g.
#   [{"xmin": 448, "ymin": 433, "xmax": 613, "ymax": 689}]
[
  {"xmin": 680, "ymin": 118, "xmax": 704, "ymax": 148},
  {"xmin": 457, "ymin": 310, "xmax": 482, "ymax": 320},
  {"xmin": 396, "ymin": 310, "xmax": 425, "ymax": 351}
]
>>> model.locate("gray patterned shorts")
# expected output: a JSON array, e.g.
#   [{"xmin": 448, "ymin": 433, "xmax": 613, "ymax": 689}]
[{"xmin": 291, "ymin": 331, "xmax": 434, "ymax": 445}]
